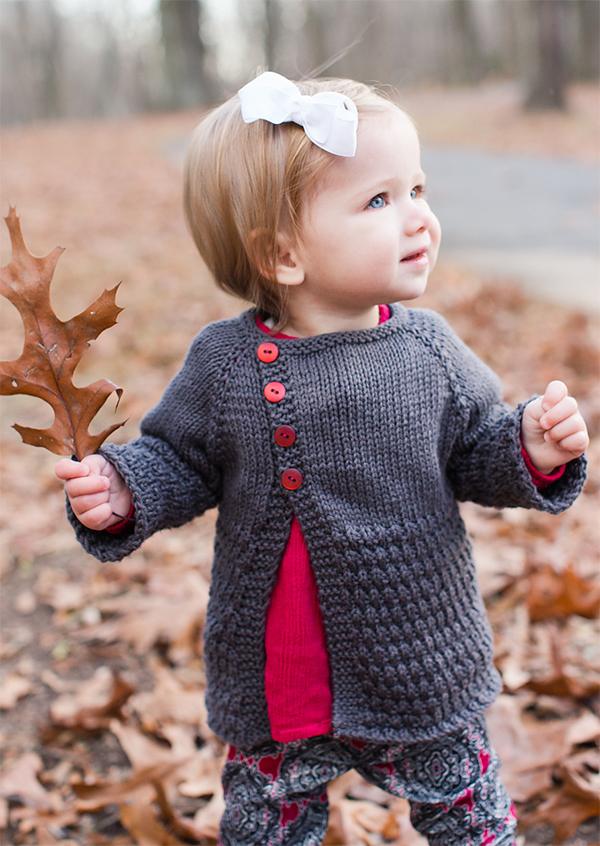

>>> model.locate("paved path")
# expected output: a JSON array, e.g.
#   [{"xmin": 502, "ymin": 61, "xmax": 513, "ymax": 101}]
[{"xmin": 421, "ymin": 147, "xmax": 600, "ymax": 313}]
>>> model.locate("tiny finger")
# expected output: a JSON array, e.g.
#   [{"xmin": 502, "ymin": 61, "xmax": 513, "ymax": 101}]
[
  {"xmin": 79, "ymin": 502, "xmax": 114, "ymax": 531},
  {"xmin": 554, "ymin": 430, "xmax": 589, "ymax": 454},
  {"xmin": 543, "ymin": 416, "xmax": 584, "ymax": 444},
  {"xmin": 540, "ymin": 396, "xmax": 578, "ymax": 429},
  {"xmin": 541, "ymin": 380, "xmax": 568, "ymax": 412},
  {"xmin": 65, "ymin": 475, "xmax": 110, "ymax": 499},
  {"xmin": 81, "ymin": 454, "xmax": 108, "ymax": 476},
  {"xmin": 55, "ymin": 458, "xmax": 90, "ymax": 480},
  {"xmin": 73, "ymin": 490, "xmax": 111, "ymax": 515}
]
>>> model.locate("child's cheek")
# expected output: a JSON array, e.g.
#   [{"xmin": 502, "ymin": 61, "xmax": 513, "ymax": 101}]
[
  {"xmin": 430, "ymin": 215, "xmax": 442, "ymax": 267},
  {"xmin": 432, "ymin": 213, "xmax": 442, "ymax": 245}
]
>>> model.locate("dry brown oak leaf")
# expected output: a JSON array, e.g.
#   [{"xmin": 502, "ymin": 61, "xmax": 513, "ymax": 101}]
[{"xmin": 0, "ymin": 207, "xmax": 125, "ymax": 460}]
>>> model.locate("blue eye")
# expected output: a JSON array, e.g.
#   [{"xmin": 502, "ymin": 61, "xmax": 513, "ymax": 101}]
[
  {"xmin": 367, "ymin": 194, "xmax": 386, "ymax": 210},
  {"xmin": 411, "ymin": 186, "xmax": 426, "ymax": 200}
]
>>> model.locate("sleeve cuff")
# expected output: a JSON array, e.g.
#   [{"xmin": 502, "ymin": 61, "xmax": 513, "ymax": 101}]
[
  {"xmin": 105, "ymin": 502, "xmax": 136, "ymax": 535},
  {"xmin": 520, "ymin": 446, "xmax": 566, "ymax": 488}
]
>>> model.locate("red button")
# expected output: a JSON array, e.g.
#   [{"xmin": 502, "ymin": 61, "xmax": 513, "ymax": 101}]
[
  {"xmin": 274, "ymin": 425, "xmax": 296, "ymax": 447},
  {"xmin": 281, "ymin": 468, "xmax": 303, "ymax": 490},
  {"xmin": 264, "ymin": 382, "xmax": 286, "ymax": 402},
  {"xmin": 257, "ymin": 342, "xmax": 279, "ymax": 363}
]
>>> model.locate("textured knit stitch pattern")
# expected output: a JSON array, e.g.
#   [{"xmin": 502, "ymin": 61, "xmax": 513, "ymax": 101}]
[{"xmin": 68, "ymin": 305, "xmax": 587, "ymax": 748}]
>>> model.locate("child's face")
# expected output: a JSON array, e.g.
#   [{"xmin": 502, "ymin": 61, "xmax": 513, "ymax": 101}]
[{"xmin": 292, "ymin": 108, "xmax": 441, "ymax": 313}]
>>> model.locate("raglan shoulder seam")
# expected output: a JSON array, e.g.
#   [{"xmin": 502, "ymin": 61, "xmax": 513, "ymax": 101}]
[
  {"xmin": 399, "ymin": 308, "xmax": 475, "ymax": 411},
  {"xmin": 183, "ymin": 315, "xmax": 248, "ymax": 465}
]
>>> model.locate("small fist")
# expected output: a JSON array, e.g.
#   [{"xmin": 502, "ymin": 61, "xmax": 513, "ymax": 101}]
[
  {"xmin": 521, "ymin": 380, "xmax": 589, "ymax": 476},
  {"xmin": 55, "ymin": 454, "xmax": 132, "ymax": 531}
]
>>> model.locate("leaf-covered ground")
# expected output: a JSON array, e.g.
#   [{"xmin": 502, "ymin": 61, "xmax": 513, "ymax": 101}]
[{"xmin": 1, "ymin": 83, "xmax": 599, "ymax": 845}]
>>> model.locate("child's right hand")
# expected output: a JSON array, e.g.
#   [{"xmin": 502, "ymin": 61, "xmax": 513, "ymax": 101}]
[{"xmin": 55, "ymin": 454, "xmax": 133, "ymax": 531}]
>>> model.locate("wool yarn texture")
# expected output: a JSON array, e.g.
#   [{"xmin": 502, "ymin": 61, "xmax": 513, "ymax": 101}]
[{"xmin": 68, "ymin": 305, "xmax": 586, "ymax": 747}]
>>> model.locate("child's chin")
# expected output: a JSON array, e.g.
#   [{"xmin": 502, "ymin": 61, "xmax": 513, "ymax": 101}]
[{"xmin": 398, "ymin": 279, "xmax": 429, "ymax": 301}]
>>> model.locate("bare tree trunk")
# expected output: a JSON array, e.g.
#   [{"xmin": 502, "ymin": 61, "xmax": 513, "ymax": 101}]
[
  {"xmin": 11, "ymin": 0, "xmax": 65, "ymax": 120},
  {"xmin": 159, "ymin": 0, "xmax": 216, "ymax": 108},
  {"xmin": 573, "ymin": 0, "xmax": 600, "ymax": 81},
  {"xmin": 40, "ymin": 2, "xmax": 64, "ymax": 118},
  {"xmin": 523, "ymin": 0, "xmax": 568, "ymax": 110},
  {"xmin": 264, "ymin": 0, "xmax": 279, "ymax": 71},
  {"xmin": 304, "ymin": 0, "xmax": 335, "ymax": 78},
  {"xmin": 448, "ymin": 0, "xmax": 486, "ymax": 84}
]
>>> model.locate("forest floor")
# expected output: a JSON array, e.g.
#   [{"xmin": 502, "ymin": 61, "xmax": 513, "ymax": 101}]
[{"xmin": 0, "ymin": 81, "xmax": 599, "ymax": 845}]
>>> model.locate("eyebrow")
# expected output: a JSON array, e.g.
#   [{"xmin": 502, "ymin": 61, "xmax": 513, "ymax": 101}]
[{"xmin": 349, "ymin": 171, "xmax": 427, "ymax": 202}]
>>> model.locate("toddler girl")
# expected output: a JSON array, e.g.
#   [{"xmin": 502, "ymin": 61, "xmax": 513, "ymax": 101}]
[{"xmin": 56, "ymin": 72, "xmax": 588, "ymax": 846}]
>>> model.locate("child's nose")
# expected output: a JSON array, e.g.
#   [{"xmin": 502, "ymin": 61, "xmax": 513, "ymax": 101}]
[{"xmin": 404, "ymin": 203, "xmax": 436, "ymax": 235}]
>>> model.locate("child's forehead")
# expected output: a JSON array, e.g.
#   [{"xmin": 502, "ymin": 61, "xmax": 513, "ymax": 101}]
[
  {"xmin": 320, "ymin": 109, "xmax": 421, "ymax": 183},
  {"xmin": 357, "ymin": 106, "xmax": 417, "ymax": 139}
]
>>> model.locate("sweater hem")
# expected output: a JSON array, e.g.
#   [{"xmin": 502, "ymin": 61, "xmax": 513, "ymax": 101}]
[
  {"xmin": 270, "ymin": 720, "xmax": 333, "ymax": 743},
  {"xmin": 207, "ymin": 673, "xmax": 503, "ymax": 749}
]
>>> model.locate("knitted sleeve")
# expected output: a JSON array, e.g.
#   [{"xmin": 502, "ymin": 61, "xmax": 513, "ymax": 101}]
[
  {"xmin": 418, "ymin": 310, "xmax": 587, "ymax": 513},
  {"xmin": 67, "ymin": 322, "xmax": 234, "ymax": 562}
]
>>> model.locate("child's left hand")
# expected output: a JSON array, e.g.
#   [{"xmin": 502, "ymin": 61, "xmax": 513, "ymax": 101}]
[{"xmin": 521, "ymin": 380, "xmax": 589, "ymax": 476}]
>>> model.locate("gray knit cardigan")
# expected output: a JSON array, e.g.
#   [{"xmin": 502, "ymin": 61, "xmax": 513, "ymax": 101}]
[{"xmin": 69, "ymin": 305, "xmax": 586, "ymax": 747}]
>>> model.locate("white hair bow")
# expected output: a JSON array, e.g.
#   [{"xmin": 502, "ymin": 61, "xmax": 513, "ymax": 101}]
[{"xmin": 238, "ymin": 72, "xmax": 358, "ymax": 157}]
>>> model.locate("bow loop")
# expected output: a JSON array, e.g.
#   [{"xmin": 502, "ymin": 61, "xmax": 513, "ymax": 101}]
[{"xmin": 238, "ymin": 72, "xmax": 358, "ymax": 157}]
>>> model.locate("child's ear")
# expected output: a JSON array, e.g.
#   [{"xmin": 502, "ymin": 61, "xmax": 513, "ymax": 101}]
[
  {"xmin": 273, "ymin": 231, "xmax": 305, "ymax": 287},
  {"xmin": 249, "ymin": 228, "xmax": 305, "ymax": 287}
]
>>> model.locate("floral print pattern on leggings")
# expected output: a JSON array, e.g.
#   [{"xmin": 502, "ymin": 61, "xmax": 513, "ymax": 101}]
[{"xmin": 219, "ymin": 716, "xmax": 517, "ymax": 846}]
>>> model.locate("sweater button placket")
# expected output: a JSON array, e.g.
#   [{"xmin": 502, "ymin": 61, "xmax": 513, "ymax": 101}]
[{"xmin": 257, "ymin": 341, "xmax": 302, "ymax": 491}]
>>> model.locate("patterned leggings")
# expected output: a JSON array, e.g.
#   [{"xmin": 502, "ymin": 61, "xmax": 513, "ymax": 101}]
[{"xmin": 219, "ymin": 716, "xmax": 517, "ymax": 846}]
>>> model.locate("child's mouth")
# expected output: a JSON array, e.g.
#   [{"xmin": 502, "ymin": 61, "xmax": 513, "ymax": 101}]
[{"xmin": 401, "ymin": 249, "xmax": 427, "ymax": 263}]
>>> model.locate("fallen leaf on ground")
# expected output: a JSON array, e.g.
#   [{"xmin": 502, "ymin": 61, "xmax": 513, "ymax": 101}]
[
  {"xmin": 325, "ymin": 770, "xmax": 427, "ymax": 845},
  {"xmin": 0, "ymin": 752, "xmax": 61, "ymax": 810},
  {"xmin": 518, "ymin": 748, "xmax": 600, "ymax": 844},
  {"xmin": 34, "ymin": 566, "xmax": 88, "ymax": 612},
  {"xmin": 487, "ymin": 695, "xmax": 580, "ymax": 802},
  {"xmin": 129, "ymin": 660, "xmax": 209, "ymax": 735},
  {"xmin": 120, "ymin": 794, "xmax": 186, "ymax": 845},
  {"xmin": 155, "ymin": 778, "xmax": 218, "ymax": 844},
  {"xmin": 0, "ymin": 672, "xmax": 33, "ymax": 709},
  {"xmin": 28, "ymin": 825, "xmax": 78, "ymax": 845},
  {"xmin": 109, "ymin": 718, "xmax": 226, "ymax": 805},
  {"xmin": 523, "ymin": 622, "xmax": 600, "ymax": 700},
  {"xmin": 110, "ymin": 719, "xmax": 191, "ymax": 774},
  {"xmin": 89, "ymin": 570, "xmax": 209, "ymax": 661},
  {"xmin": 191, "ymin": 783, "xmax": 224, "ymax": 841},
  {"xmin": 48, "ymin": 667, "xmax": 133, "ymax": 731},
  {"xmin": 15, "ymin": 589, "xmax": 36, "ymax": 615},
  {"xmin": 527, "ymin": 563, "xmax": 600, "ymax": 621},
  {"xmin": 8, "ymin": 805, "xmax": 79, "ymax": 838},
  {"xmin": 73, "ymin": 761, "xmax": 182, "ymax": 813}
]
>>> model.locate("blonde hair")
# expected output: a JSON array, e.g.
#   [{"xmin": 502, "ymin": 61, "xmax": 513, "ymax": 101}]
[{"xmin": 184, "ymin": 77, "xmax": 396, "ymax": 330}]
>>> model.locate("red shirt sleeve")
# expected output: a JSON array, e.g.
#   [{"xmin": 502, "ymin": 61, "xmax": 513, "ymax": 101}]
[
  {"xmin": 520, "ymin": 446, "xmax": 566, "ymax": 489},
  {"xmin": 105, "ymin": 503, "xmax": 136, "ymax": 535}
]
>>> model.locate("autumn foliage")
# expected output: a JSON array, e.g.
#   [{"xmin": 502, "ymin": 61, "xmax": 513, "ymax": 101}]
[{"xmin": 0, "ymin": 207, "xmax": 125, "ymax": 460}]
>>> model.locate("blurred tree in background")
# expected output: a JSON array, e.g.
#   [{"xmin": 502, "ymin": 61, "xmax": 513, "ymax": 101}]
[
  {"xmin": 159, "ymin": 0, "xmax": 215, "ymax": 108},
  {"xmin": 523, "ymin": 0, "xmax": 569, "ymax": 110},
  {"xmin": 1, "ymin": 0, "xmax": 599, "ymax": 125}
]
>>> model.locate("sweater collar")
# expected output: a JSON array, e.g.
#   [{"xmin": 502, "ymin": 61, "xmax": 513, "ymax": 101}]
[
  {"xmin": 256, "ymin": 304, "xmax": 391, "ymax": 339},
  {"xmin": 243, "ymin": 302, "xmax": 408, "ymax": 354}
]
